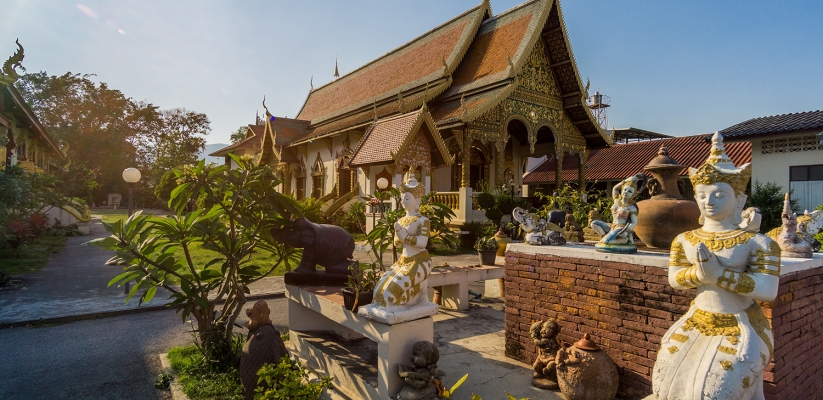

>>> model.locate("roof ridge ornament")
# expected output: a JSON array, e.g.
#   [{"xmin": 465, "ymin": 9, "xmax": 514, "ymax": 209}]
[
  {"xmin": 333, "ymin": 57, "xmax": 339, "ymax": 78},
  {"xmin": 507, "ymin": 52, "xmax": 514, "ymax": 70},
  {"xmin": 0, "ymin": 39, "xmax": 24, "ymax": 87},
  {"xmin": 460, "ymin": 93, "xmax": 468, "ymax": 119},
  {"xmin": 310, "ymin": 76, "xmax": 313, "ymax": 90}
]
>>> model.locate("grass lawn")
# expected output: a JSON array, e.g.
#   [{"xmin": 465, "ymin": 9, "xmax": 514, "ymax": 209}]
[
  {"xmin": 92, "ymin": 210, "xmax": 294, "ymax": 277},
  {"xmin": 167, "ymin": 345, "xmax": 243, "ymax": 400},
  {"xmin": 0, "ymin": 236, "xmax": 67, "ymax": 275}
]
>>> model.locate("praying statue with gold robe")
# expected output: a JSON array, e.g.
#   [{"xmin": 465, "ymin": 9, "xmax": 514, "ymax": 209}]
[
  {"xmin": 358, "ymin": 174, "xmax": 438, "ymax": 324},
  {"xmin": 651, "ymin": 132, "xmax": 780, "ymax": 400}
]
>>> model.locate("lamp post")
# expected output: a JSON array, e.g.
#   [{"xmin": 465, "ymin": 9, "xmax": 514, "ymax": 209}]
[
  {"xmin": 376, "ymin": 177, "xmax": 389, "ymax": 216},
  {"xmin": 122, "ymin": 168, "xmax": 142, "ymax": 217},
  {"xmin": 122, "ymin": 167, "xmax": 141, "ymax": 294}
]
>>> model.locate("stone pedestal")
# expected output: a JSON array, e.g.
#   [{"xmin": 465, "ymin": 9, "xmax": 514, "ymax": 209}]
[
  {"xmin": 502, "ymin": 244, "xmax": 823, "ymax": 400},
  {"xmin": 286, "ymin": 285, "xmax": 434, "ymax": 399}
]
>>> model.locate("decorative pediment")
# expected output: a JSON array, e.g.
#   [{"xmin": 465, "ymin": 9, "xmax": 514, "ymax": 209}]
[{"xmin": 311, "ymin": 152, "xmax": 325, "ymax": 177}]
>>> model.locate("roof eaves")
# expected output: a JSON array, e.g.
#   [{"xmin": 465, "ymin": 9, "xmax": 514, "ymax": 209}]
[{"xmin": 6, "ymin": 85, "xmax": 64, "ymax": 159}]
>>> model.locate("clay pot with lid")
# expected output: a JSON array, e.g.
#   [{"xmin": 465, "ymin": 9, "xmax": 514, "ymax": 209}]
[
  {"xmin": 634, "ymin": 145, "xmax": 701, "ymax": 249},
  {"xmin": 555, "ymin": 333, "xmax": 618, "ymax": 400}
]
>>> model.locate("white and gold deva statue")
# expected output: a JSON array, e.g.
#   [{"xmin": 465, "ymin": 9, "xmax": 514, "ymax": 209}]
[
  {"xmin": 652, "ymin": 132, "xmax": 780, "ymax": 400},
  {"xmin": 358, "ymin": 174, "xmax": 438, "ymax": 324}
]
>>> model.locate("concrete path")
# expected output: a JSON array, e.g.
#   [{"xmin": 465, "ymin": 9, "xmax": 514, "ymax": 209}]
[
  {"xmin": 0, "ymin": 218, "xmax": 286, "ymax": 325},
  {"xmin": 0, "ymin": 297, "xmax": 290, "ymax": 400}
]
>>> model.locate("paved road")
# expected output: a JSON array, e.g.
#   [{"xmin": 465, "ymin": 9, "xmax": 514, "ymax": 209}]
[{"xmin": 0, "ymin": 298, "xmax": 289, "ymax": 400}]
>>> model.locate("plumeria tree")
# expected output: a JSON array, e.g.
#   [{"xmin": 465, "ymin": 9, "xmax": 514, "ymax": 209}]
[{"xmin": 89, "ymin": 156, "xmax": 301, "ymax": 368}]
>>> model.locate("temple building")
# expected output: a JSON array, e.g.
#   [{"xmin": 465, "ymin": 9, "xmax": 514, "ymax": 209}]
[
  {"xmin": 211, "ymin": 0, "xmax": 610, "ymax": 223},
  {"xmin": 1, "ymin": 42, "xmax": 64, "ymax": 172}
]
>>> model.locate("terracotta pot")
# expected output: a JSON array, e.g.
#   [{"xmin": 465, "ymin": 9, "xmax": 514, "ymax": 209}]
[
  {"xmin": 634, "ymin": 144, "xmax": 701, "ymax": 249},
  {"xmin": 635, "ymin": 199, "xmax": 701, "ymax": 249},
  {"xmin": 478, "ymin": 250, "xmax": 497, "ymax": 266},
  {"xmin": 341, "ymin": 287, "xmax": 373, "ymax": 313}
]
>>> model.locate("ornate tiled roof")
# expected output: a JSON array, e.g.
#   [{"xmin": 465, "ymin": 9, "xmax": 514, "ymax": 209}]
[
  {"xmin": 350, "ymin": 113, "xmax": 419, "ymax": 166},
  {"xmin": 720, "ymin": 110, "xmax": 823, "ymax": 140},
  {"xmin": 522, "ymin": 134, "xmax": 752, "ymax": 184},
  {"xmin": 349, "ymin": 107, "xmax": 451, "ymax": 167},
  {"xmin": 295, "ymin": 1, "xmax": 490, "ymax": 125}
]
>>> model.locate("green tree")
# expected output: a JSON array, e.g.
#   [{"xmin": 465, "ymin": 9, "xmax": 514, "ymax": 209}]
[
  {"xmin": 153, "ymin": 169, "xmax": 178, "ymax": 206},
  {"xmin": 746, "ymin": 181, "xmax": 797, "ymax": 233},
  {"xmin": 230, "ymin": 125, "xmax": 248, "ymax": 144},
  {"xmin": 135, "ymin": 108, "xmax": 209, "ymax": 187},
  {"xmin": 89, "ymin": 157, "xmax": 301, "ymax": 369},
  {"xmin": 14, "ymin": 72, "xmax": 159, "ymax": 202}
]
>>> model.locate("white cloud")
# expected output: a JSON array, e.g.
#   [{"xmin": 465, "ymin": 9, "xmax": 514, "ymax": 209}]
[
  {"xmin": 118, "ymin": 28, "xmax": 125, "ymax": 35},
  {"xmin": 76, "ymin": 4, "xmax": 98, "ymax": 19}
]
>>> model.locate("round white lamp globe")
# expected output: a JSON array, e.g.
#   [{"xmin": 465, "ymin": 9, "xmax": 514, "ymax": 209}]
[
  {"xmin": 122, "ymin": 168, "xmax": 142, "ymax": 183},
  {"xmin": 376, "ymin": 177, "xmax": 389, "ymax": 190}
]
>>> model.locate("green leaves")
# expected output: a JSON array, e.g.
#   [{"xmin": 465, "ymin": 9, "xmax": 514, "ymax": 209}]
[{"xmin": 95, "ymin": 159, "xmax": 305, "ymax": 370}]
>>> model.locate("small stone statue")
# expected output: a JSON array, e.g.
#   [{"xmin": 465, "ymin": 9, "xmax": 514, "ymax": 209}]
[
  {"xmin": 768, "ymin": 206, "xmax": 822, "ymax": 253},
  {"xmin": 556, "ymin": 334, "xmax": 618, "ymax": 400},
  {"xmin": 591, "ymin": 174, "xmax": 646, "ymax": 254},
  {"xmin": 563, "ymin": 214, "xmax": 584, "ymax": 243},
  {"xmin": 270, "ymin": 217, "xmax": 357, "ymax": 285},
  {"xmin": 358, "ymin": 174, "xmax": 438, "ymax": 324},
  {"xmin": 530, "ymin": 319, "xmax": 561, "ymax": 389},
  {"xmin": 582, "ymin": 208, "xmax": 602, "ymax": 241},
  {"xmin": 798, "ymin": 210, "xmax": 823, "ymax": 252},
  {"xmin": 239, "ymin": 301, "xmax": 289, "ymax": 400},
  {"xmin": 769, "ymin": 193, "xmax": 813, "ymax": 258},
  {"xmin": 394, "ymin": 341, "xmax": 440, "ymax": 400},
  {"xmin": 512, "ymin": 207, "xmax": 566, "ymax": 246}
]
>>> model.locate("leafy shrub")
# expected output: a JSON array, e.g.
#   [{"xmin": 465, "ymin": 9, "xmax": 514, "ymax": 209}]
[
  {"xmin": 91, "ymin": 157, "xmax": 302, "ymax": 369},
  {"xmin": 295, "ymin": 198, "xmax": 324, "ymax": 224},
  {"xmin": 154, "ymin": 169, "xmax": 178, "ymax": 206},
  {"xmin": 28, "ymin": 213, "xmax": 50, "ymax": 236},
  {"xmin": 746, "ymin": 181, "xmax": 797, "ymax": 233},
  {"xmin": 535, "ymin": 183, "xmax": 611, "ymax": 229},
  {"xmin": 46, "ymin": 219, "xmax": 85, "ymax": 236},
  {"xmin": 6, "ymin": 219, "xmax": 33, "ymax": 250},
  {"xmin": 254, "ymin": 357, "xmax": 333, "ymax": 400}
]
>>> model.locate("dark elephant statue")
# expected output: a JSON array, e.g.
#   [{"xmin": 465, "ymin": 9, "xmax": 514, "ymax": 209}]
[{"xmin": 271, "ymin": 217, "xmax": 356, "ymax": 285}]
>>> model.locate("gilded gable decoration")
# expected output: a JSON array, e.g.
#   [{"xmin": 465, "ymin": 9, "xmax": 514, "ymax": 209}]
[{"xmin": 311, "ymin": 152, "xmax": 325, "ymax": 177}]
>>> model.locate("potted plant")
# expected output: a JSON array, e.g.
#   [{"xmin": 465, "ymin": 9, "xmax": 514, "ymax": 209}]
[
  {"xmin": 475, "ymin": 236, "xmax": 499, "ymax": 266},
  {"xmin": 342, "ymin": 262, "xmax": 380, "ymax": 312}
]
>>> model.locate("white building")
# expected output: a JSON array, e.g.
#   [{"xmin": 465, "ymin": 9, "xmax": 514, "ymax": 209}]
[{"xmin": 721, "ymin": 110, "xmax": 823, "ymax": 212}]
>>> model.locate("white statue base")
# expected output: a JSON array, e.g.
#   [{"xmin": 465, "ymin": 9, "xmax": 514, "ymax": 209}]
[{"xmin": 357, "ymin": 301, "xmax": 438, "ymax": 325}]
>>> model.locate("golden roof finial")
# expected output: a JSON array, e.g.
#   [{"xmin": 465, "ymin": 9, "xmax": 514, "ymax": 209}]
[
  {"xmin": 0, "ymin": 39, "xmax": 24, "ymax": 86},
  {"xmin": 333, "ymin": 57, "xmax": 339, "ymax": 78},
  {"xmin": 310, "ymin": 75, "xmax": 313, "ymax": 90},
  {"xmin": 262, "ymin": 96, "xmax": 271, "ymax": 117}
]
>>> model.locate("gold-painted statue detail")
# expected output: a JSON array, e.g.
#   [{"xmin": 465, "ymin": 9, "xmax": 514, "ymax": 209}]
[
  {"xmin": 358, "ymin": 175, "xmax": 438, "ymax": 324},
  {"xmin": 651, "ymin": 132, "xmax": 780, "ymax": 400}
]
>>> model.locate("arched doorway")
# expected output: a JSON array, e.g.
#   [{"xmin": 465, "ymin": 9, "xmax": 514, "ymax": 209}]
[{"xmin": 451, "ymin": 146, "xmax": 489, "ymax": 191}]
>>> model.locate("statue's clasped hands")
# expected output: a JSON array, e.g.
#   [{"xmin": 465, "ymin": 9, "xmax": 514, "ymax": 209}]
[{"xmin": 692, "ymin": 243, "xmax": 723, "ymax": 285}]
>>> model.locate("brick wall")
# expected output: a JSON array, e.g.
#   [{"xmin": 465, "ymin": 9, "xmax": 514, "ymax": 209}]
[{"xmin": 503, "ymin": 248, "xmax": 823, "ymax": 400}]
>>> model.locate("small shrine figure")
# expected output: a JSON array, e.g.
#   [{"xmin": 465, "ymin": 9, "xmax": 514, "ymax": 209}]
[
  {"xmin": 563, "ymin": 214, "xmax": 584, "ymax": 243},
  {"xmin": 582, "ymin": 208, "xmax": 602, "ymax": 241},
  {"xmin": 591, "ymin": 174, "xmax": 646, "ymax": 253},
  {"xmin": 394, "ymin": 341, "xmax": 440, "ymax": 400},
  {"xmin": 358, "ymin": 174, "xmax": 438, "ymax": 324},
  {"xmin": 767, "ymin": 197, "xmax": 820, "ymax": 256},
  {"xmin": 239, "ymin": 301, "xmax": 289, "ymax": 400},
  {"xmin": 651, "ymin": 132, "xmax": 780, "ymax": 400},
  {"xmin": 771, "ymin": 193, "xmax": 813, "ymax": 258},
  {"xmin": 530, "ymin": 319, "xmax": 561, "ymax": 389},
  {"xmin": 512, "ymin": 207, "xmax": 565, "ymax": 246}
]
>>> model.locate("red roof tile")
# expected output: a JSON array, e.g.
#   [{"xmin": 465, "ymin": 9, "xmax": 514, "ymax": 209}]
[
  {"xmin": 295, "ymin": 3, "xmax": 488, "ymax": 124},
  {"xmin": 349, "ymin": 111, "xmax": 420, "ymax": 166},
  {"xmin": 523, "ymin": 134, "xmax": 752, "ymax": 184}
]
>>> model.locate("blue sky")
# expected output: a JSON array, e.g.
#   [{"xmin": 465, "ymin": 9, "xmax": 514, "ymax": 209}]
[{"xmin": 2, "ymin": 0, "xmax": 821, "ymax": 145}]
